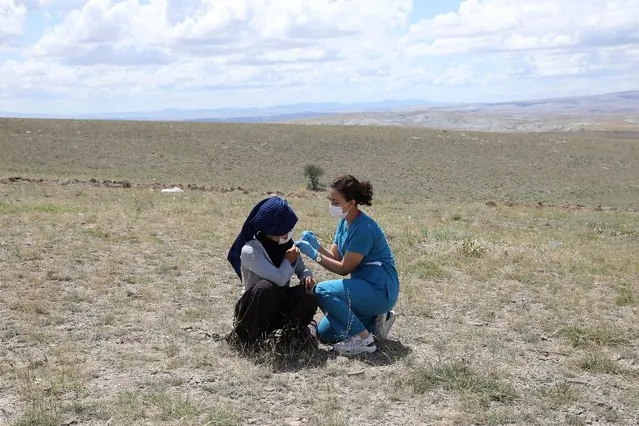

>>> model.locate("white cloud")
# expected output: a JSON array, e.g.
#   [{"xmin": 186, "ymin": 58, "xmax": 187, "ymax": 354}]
[
  {"xmin": 403, "ymin": 0, "xmax": 639, "ymax": 71},
  {"xmin": 2, "ymin": 0, "xmax": 639, "ymax": 113},
  {"xmin": 405, "ymin": 0, "xmax": 639, "ymax": 51},
  {"xmin": 31, "ymin": 0, "xmax": 411, "ymax": 60},
  {"xmin": 434, "ymin": 65, "xmax": 473, "ymax": 86},
  {"xmin": 0, "ymin": 0, "xmax": 27, "ymax": 45}
]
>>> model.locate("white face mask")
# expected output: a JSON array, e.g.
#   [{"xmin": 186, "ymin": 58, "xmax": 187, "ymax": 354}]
[
  {"xmin": 329, "ymin": 203, "xmax": 352, "ymax": 219},
  {"xmin": 278, "ymin": 231, "xmax": 293, "ymax": 245}
]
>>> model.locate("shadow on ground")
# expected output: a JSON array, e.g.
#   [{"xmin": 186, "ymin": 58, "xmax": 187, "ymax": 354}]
[
  {"xmin": 215, "ymin": 330, "xmax": 411, "ymax": 371},
  {"xmin": 361, "ymin": 338, "xmax": 412, "ymax": 366},
  {"xmin": 268, "ymin": 338, "xmax": 412, "ymax": 371}
]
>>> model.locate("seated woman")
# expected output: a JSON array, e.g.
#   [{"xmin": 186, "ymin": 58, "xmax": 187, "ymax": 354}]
[{"xmin": 227, "ymin": 196, "xmax": 318, "ymax": 347}]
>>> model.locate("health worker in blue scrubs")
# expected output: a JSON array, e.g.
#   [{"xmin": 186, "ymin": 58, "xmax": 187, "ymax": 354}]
[{"xmin": 295, "ymin": 175, "xmax": 399, "ymax": 356}]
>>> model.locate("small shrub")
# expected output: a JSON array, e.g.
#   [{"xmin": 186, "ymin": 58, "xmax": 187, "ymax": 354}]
[
  {"xmin": 461, "ymin": 239, "xmax": 486, "ymax": 257},
  {"xmin": 303, "ymin": 164, "xmax": 324, "ymax": 191},
  {"xmin": 587, "ymin": 222, "xmax": 605, "ymax": 235},
  {"xmin": 542, "ymin": 381, "xmax": 578, "ymax": 407}
]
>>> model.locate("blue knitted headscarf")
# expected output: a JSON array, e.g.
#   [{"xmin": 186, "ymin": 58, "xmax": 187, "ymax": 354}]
[{"xmin": 227, "ymin": 196, "xmax": 298, "ymax": 279}]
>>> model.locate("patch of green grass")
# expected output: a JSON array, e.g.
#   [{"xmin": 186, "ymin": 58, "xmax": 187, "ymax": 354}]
[
  {"xmin": 578, "ymin": 352, "xmax": 624, "ymax": 374},
  {"xmin": 386, "ymin": 227, "xmax": 429, "ymax": 249},
  {"xmin": 561, "ymin": 324, "xmax": 630, "ymax": 348},
  {"xmin": 429, "ymin": 228, "xmax": 463, "ymax": 242},
  {"xmin": 0, "ymin": 202, "xmax": 80, "ymax": 214},
  {"xmin": 147, "ymin": 391, "xmax": 200, "ymax": 421},
  {"xmin": 13, "ymin": 362, "xmax": 88, "ymax": 426},
  {"xmin": 14, "ymin": 409, "xmax": 61, "ymax": 426},
  {"xmin": 203, "ymin": 410, "xmax": 241, "ymax": 426},
  {"xmin": 485, "ymin": 408, "xmax": 516, "ymax": 426},
  {"xmin": 541, "ymin": 381, "xmax": 579, "ymax": 407},
  {"xmin": 401, "ymin": 360, "xmax": 518, "ymax": 404},
  {"xmin": 107, "ymin": 389, "xmax": 240, "ymax": 424},
  {"xmin": 83, "ymin": 228, "xmax": 111, "ymax": 239},
  {"xmin": 408, "ymin": 260, "xmax": 449, "ymax": 279},
  {"xmin": 505, "ymin": 271, "xmax": 539, "ymax": 285},
  {"xmin": 615, "ymin": 286, "xmax": 634, "ymax": 306},
  {"xmin": 112, "ymin": 390, "xmax": 147, "ymax": 421}
]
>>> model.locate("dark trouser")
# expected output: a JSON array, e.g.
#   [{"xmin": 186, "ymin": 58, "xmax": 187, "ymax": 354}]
[{"xmin": 233, "ymin": 280, "xmax": 318, "ymax": 344}]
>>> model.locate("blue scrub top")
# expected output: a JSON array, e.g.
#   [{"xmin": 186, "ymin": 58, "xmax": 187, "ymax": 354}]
[{"xmin": 333, "ymin": 211, "xmax": 399, "ymax": 299}]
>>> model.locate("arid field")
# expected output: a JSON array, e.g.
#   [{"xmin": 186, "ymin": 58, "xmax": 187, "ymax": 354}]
[{"xmin": 1, "ymin": 118, "xmax": 638, "ymax": 425}]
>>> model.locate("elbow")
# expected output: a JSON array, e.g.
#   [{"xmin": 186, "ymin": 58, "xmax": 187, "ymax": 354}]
[
  {"xmin": 339, "ymin": 268, "xmax": 353, "ymax": 277},
  {"xmin": 272, "ymin": 273, "xmax": 291, "ymax": 286}
]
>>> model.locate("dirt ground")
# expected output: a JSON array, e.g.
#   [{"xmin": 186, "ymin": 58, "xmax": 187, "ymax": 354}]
[{"xmin": 1, "ymin": 119, "xmax": 638, "ymax": 425}]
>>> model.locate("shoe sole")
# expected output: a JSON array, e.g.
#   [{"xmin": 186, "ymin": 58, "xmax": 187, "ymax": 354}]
[
  {"xmin": 375, "ymin": 311, "xmax": 396, "ymax": 339},
  {"xmin": 333, "ymin": 343, "xmax": 377, "ymax": 356}
]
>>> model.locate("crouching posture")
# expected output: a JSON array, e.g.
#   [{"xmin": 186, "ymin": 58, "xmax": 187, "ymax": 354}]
[
  {"xmin": 227, "ymin": 196, "xmax": 317, "ymax": 346},
  {"xmin": 295, "ymin": 175, "xmax": 399, "ymax": 356}
]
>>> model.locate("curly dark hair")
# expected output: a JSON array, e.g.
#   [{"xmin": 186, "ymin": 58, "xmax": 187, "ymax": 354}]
[{"xmin": 330, "ymin": 175, "xmax": 374, "ymax": 206}]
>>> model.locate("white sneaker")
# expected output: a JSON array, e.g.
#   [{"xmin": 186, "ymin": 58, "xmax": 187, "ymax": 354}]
[
  {"xmin": 333, "ymin": 334, "xmax": 377, "ymax": 356},
  {"xmin": 374, "ymin": 311, "xmax": 396, "ymax": 339}
]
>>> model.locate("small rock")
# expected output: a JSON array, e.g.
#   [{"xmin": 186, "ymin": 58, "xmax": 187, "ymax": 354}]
[{"xmin": 161, "ymin": 186, "xmax": 184, "ymax": 193}]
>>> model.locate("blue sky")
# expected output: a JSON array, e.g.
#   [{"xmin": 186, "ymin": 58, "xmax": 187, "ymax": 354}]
[{"xmin": 1, "ymin": 0, "xmax": 638, "ymax": 115}]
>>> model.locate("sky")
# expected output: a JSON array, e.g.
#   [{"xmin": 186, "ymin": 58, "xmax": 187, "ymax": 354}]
[{"xmin": 1, "ymin": 0, "xmax": 638, "ymax": 115}]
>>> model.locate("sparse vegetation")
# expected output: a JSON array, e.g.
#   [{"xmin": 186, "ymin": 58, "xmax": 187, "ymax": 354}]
[
  {"xmin": 1, "ymin": 118, "xmax": 638, "ymax": 424},
  {"xmin": 560, "ymin": 324, "xmax": 630, "ymax": 348},
  {"xmin": 461, "ymin": 238, "xmax": 486, "ymax": 257},
  {"xmin": 401, "ymin": 360, "xmax": 518, "ymax": 404},
  {"xmin": 541, "ymin": 380, "xmax": 579, "ymax": 407},
  {"xmin": 303, "ymin": 163, "xmax": 324, "ymax": 191},
  {"xmin": 615, "ymin": 285, "xmax": 634, "ymax": 306},
  {"xmin": 577, "ymin": 352, "xmax": 625, "ymax": 375}
]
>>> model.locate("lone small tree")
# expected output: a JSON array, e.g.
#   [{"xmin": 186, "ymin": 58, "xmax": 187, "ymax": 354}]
[{"xmin": 304, "ymin": 164, "xmax": 324, "ymax": 191}]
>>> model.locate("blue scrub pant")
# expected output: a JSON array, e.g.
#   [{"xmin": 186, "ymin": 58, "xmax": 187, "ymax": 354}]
[{"xmin": 314, "ymin": 278, "xmax": 397, "ymax": 343}]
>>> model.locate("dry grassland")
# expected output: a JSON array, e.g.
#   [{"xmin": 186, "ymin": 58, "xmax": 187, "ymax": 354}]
[{"xmin": 1, "ymin": 119, "xmax": 638, "ymax": 425}]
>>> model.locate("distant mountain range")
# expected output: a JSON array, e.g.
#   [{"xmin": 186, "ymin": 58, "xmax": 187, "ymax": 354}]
[
  {"xmin": 290, "ymin": 91, "xmax": 639, "ymax": 132},
  {"xmin": 0, "ymin": 99, "xmax": 446, "ymax": 121},
  {"xmin": 2, "ymin": 91, "xmax": 638, "ymax": 132},
  {"xmin": 440, "ymin": 90, "xmax": 639, "ymax": 115}
]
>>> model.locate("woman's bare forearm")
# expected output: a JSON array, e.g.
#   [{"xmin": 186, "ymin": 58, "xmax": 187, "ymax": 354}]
[{"xmin": 318, "ymin": 245, "xmax": 336, "ymax": 260}]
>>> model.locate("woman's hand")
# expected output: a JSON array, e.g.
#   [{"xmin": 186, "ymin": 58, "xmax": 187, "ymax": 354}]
[
  {"xmin": 295, "ymin": 240, "xmax": 317, "ymax": 259},
  {"xmin": 285, "ymin": 246, "xmax": 299, "ymax": 263},
  {"xmin": 300, "ymin": 231, "xmax": 321, "ymax": 251},
  {"xmin": 301, "ymin": 276, "xmax": 315, "ymax": 289}
]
